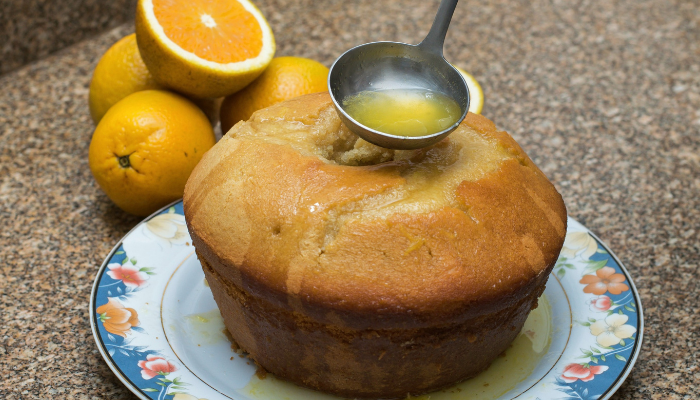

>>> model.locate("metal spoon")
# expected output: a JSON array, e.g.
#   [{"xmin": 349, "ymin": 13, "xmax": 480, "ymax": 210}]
[{"xmin": 328, "ymin": 0, "xmax": 469, "ymax": 150}]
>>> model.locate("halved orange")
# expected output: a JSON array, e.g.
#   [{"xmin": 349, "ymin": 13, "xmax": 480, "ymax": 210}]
[
  {"xmin": 453, "ymin": 65, "xmax": 485, "ymax": 114},
  {"xmin": 135, "ymin": 0, "xmax": 275, "ymax": 98}
]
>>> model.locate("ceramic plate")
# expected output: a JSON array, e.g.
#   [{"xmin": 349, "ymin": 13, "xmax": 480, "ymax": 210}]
[{"xmin": 90, "ymin": 200, "xmax": 643, "ymax": 400}]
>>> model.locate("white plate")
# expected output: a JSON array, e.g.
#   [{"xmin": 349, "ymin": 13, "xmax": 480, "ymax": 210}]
[{"xmin": 90, "ymin": 200, "xmax": 643, "ymax": 400}]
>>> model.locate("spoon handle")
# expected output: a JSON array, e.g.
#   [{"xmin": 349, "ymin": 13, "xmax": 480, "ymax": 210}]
[{"xmin": 418, "ymin": 0, "xmax": 459, "ymax": 56}]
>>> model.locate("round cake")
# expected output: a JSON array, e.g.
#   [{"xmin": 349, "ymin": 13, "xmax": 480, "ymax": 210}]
[{"xmin": 183, "ymin": 92, "xmax": 567, "ymax": 398}]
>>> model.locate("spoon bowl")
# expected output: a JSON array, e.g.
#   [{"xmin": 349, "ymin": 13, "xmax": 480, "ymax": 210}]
[{"xmin": 328, "ymin": 0, "xmax": 469, "ymax": 150}]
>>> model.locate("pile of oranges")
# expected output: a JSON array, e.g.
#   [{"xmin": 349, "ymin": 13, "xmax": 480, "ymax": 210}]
[{"xmin": 88, "ymin": 0, "xmax": 329, "ymax": 216}]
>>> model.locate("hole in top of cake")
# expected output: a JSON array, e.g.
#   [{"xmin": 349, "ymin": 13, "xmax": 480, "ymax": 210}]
[
  {"xmin": 241, "ymin": 103, "xmax": 465, "ymax": 170},
  {"xmin": 311, "ymin": 106, "xmax": 466, "ymax": 169},
  {"xmin": 294, "ymin": 105, "xmax": 393, "ymax": 166},
  {"xmin": 330, "ymin": 137, "xmax": 397, "ymax": 166},
  {"xmin": 321, "ymin": 127, "xmax": 464, "ymax": 171}
]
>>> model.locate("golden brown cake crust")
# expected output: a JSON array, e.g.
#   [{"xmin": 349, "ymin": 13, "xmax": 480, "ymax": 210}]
[
  {"xmin": 184, "ymin": 92, "xmax": 566, "ymax": 330},
  {"xmin": 184, "ymin": 92, "xmax": 567, "ymax": 397}
]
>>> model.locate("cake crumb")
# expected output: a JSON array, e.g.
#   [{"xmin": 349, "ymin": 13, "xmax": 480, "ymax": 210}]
[
  {"xmin": 255, "ymin": 365, "xmax": 268, "ymax": 380},
  {"xmin": 223, "ymin": 328, "xmax": 243, "ymax": 352}
]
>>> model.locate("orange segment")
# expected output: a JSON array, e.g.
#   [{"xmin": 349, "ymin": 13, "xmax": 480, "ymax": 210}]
[
  {"xmin": 153, "ymin": 0, "xmax": 263, "ymax": 64},
  {"xmin": 453, "ymin": 65, "xmax": 485, "ymax": 114}
]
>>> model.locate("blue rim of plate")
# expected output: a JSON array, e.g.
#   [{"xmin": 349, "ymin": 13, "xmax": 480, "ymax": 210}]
[
  {"xmin": 90, "ymin": 199, "xmax": 644, "ymax": 400},
  {"xmin": 582, "ymin": 228, "xmax": 644, "ymax": 400}
]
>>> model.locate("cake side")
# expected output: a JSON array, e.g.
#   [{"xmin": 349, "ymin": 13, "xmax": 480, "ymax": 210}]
[{"xmin": 200, "ymin": 254, "xmax": 549, "ymax": 398}]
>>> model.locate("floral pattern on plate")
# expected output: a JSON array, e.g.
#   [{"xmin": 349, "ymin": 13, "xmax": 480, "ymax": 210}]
[
  {"xmin": 544, "ymin": 227, "xmax": 642, "ymax": 400},
  {"xmin": 90, "ymin": 200, "xmax": 643, "ymax": 400},
  {"xmin": 92, "ymin": 203, "xmax": 198, "ymax": 400}
]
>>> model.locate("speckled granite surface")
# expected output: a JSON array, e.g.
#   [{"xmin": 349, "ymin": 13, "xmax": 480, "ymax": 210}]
[
  {"xmin": 1, "ymin": 0, "xmax": 698, "ymax": 398},
  {"xmin": 0, "ymin": 0, "xmax": 137, "ymax": 75}
]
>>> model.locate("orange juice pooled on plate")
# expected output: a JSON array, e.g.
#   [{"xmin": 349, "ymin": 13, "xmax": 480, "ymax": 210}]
[{"xmin": 342, "ymin": 89, "xmax": 461, "ymax": 137}]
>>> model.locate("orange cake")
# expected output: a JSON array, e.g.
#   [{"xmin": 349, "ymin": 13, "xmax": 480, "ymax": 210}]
[{"xmin": 183, "ymin": 92, "xmax": 566, "ymax": 398}]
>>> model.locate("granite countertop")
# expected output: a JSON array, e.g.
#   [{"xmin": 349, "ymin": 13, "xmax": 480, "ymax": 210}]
[
  {"xmin": 0, "ymin": 0, "xmax": 137, "ymax": 75},
  {"xmin": 1, "ymin": 0, "xmax": 698, "ymax": 398}
]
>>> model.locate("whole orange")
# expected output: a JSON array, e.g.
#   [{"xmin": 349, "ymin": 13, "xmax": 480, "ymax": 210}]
[
  {"xmin": 220, "ymin": 56, "xmax": 329, "ymax": 132},
  {"xmin": 89, "ymin": 34, "xmax": 164, "ymax": 124},
  {"xmin": 89, "ymin": 90, "xmax": 216, "ymax": 216}
]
